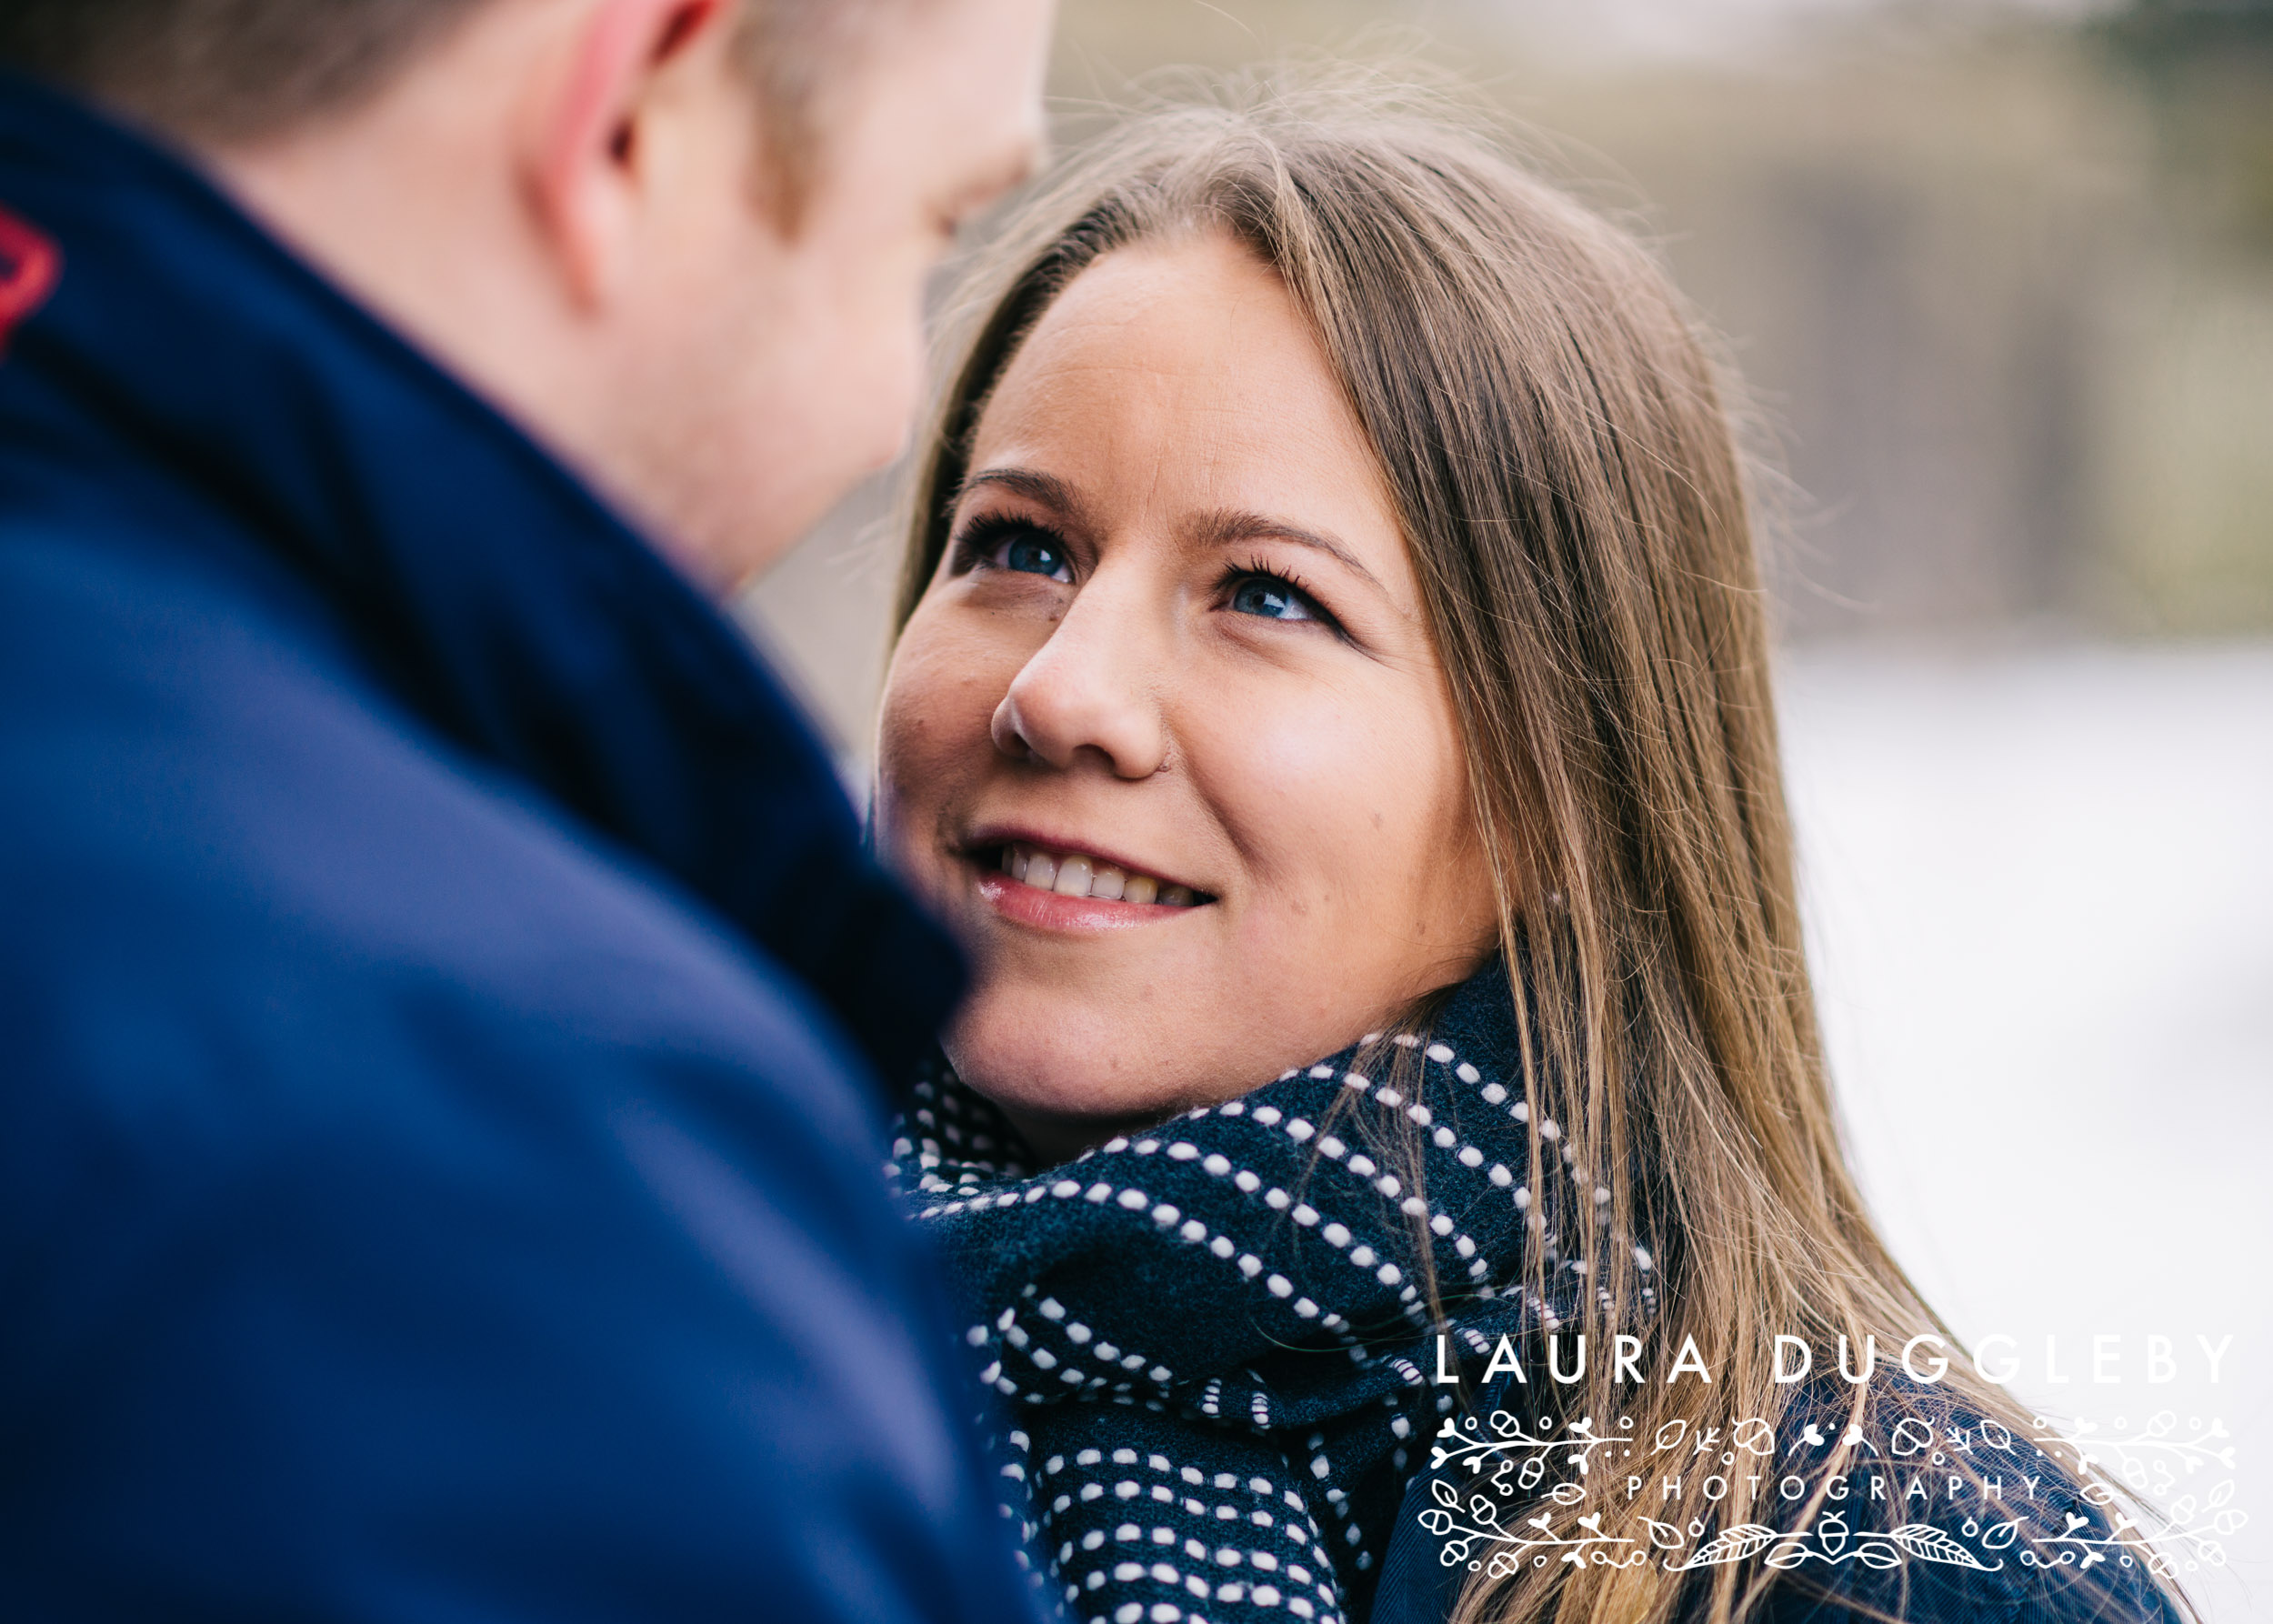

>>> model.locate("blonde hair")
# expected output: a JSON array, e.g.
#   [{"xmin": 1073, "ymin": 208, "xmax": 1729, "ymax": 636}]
[{"xmin": 893, "ymin": 66, "xmax": 2174, "ymax": 1624}]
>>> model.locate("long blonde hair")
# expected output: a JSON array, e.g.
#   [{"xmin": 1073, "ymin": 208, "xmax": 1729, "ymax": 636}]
[{"xmin": 891, "ymin": 66, "xmax": 2163, "ymax": 1624}]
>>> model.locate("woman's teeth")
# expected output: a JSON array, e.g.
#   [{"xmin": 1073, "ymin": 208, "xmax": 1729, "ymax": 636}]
[{"xmin": 999, "ymin": 844, "xmax": 1199, "ymax": 907}]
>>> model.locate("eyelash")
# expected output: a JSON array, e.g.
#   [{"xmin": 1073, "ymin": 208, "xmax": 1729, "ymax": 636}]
[
  {"xmin": 1218, "ymin": 554, "xmax": 1343, "ymax": 635},
  {"xmin": 949, "ymin": 516, "xmax": 1345, "ymax": 636},
  {"xmin": 950, "ymin": 512, "xmax": 1068, "ymax": 576}
]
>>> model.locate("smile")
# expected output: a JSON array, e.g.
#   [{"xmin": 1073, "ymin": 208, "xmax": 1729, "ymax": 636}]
[{"xmin": 993, "ymin": 842, "xmax": 1211, "ymax": 907}]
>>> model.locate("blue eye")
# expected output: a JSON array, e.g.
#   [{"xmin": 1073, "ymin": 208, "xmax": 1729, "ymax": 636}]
[
  {"xmin": 954, "ymin": 515, "xmax": 1075, "ymax": 583},
  {"xmin": 1229, "ymin": 575, "xmax": 1317, "ymax": 621},
  {"xmin": 1004, "ymin": 533, "xmax": 1068, "ymax": 579}
]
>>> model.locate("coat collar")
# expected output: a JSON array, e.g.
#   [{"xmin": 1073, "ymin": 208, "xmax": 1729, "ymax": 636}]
[{"xmin": 0, "ymin": 75, "xmax": 962, "ymax": 1091}]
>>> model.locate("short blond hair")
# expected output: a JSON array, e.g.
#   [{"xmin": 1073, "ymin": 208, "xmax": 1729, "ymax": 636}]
[{"xmin": 0, "ymin": 0, "xmax": 900, "ymax": 177}]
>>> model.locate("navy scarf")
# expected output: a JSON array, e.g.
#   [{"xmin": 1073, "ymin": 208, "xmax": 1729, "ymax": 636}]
[
  {"xmin": 892, "ymin": 964, "xmax": 2188, "ymax": 1624},
  {"xmin": 890, "ymin": 966, "xmax": 1655, "ymax": 1624}
]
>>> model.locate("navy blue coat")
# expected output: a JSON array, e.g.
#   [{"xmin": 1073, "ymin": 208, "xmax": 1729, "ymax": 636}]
[{"xmin": 0, "ymin": 75, "xmax": 1040, "ymax": 1624}]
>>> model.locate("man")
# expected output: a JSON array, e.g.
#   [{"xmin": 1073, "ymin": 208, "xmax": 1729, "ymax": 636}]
[{"xmin": 0, "ymin": 2, "xmax": 1052, "ymax": 1619}]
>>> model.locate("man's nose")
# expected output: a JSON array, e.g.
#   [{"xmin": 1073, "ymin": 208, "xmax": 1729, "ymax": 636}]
[{"xmin": 989, "ymin": 574, "xmax": 1169, "ymax": 779}]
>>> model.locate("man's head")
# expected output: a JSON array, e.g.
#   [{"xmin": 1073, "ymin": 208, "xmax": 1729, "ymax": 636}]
[{"xmin": 0, "ymin": 0, "xmax": 1054, "ymax": 586}]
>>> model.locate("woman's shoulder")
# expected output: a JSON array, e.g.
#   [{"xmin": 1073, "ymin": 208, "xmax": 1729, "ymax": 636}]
[
  {"xmin": 1735, "ymin": 1380, "xmax": 2186, "ymax": 1624},
  {"xmin": 1371, "ymin": 1377, "xmax": 2188, "ymax": 1624}
]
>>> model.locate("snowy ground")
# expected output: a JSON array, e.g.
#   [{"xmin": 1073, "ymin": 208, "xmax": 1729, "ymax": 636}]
[{"xmin": 1777, "ymin": 640, "xmax": 2272, "ymax": 1619}]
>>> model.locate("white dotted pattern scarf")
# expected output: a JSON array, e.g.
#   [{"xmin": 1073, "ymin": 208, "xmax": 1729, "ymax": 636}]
[{"xmin": 887, "ymin": 967, "xmax": 1656, "ymax": 1624}]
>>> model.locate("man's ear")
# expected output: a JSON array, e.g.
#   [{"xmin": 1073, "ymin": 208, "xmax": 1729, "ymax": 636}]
[{"xmin": 522, "ymin": 0, "xmax": 730, "ymax": 307}]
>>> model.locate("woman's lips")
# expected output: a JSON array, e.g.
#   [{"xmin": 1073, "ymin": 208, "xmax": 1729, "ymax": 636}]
[{"xmin": 967, "ymin": 840, "xmax": 1213, "ymax": 932}]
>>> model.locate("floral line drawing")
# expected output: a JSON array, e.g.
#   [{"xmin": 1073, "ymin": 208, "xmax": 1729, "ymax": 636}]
[
  {"xmin": 2025, "ymin": 1412, "xmax": 2246, "ymax": 1576},
  {"xmin": 1413, "ymin": 1410, "xmax": 2247, "ymax": 1579},
  {"xmin": 1417, "ymin": 1476, "xmax": 1648, "ymax": 1574},
  {"xmin": 2033, "ymin": 1477, "xmax": 2247, "ymax": 1577},
  {"xmin": 1427, "ymin": 1410, "xmax": 1629, "ymax": 1501},
  {"xmin": 2031, "ymin": 1412, "xmax": 2236, "ymax": 1496},
  {"xmin": 1651, "ymin": 1515, "xmax": 1997, "ymax": 1573}
]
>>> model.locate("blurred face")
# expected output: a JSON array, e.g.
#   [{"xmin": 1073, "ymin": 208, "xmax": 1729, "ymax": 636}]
[
  {"xmin": 608, "ymin": 0, "xmax": 1053, "ymax": 586},
  {"xmin": 205, "ymin": 0, "xmax": 1049, "ymax": 593},
  {"xmin": 877, "ymin": 232, "xmax": 1499, "ymax": 1160}
]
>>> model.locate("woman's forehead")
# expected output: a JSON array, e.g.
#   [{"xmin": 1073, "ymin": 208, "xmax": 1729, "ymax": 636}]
[{"xmin": 966, "ymin": 237, "xmax": 1402, "ymax": 552}]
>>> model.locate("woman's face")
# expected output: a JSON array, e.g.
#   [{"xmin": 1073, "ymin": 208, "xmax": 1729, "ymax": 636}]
[{"xmin": 877, "ymin": 231, "xmax": 1497, "ymax": 1158}]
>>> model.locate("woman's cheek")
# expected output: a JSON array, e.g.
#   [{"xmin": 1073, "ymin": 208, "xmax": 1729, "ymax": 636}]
[
  {"xmin": 1203, "ymin": 670, "xmax": 1478, "ymax": 1017},
  {"xmin": 1192, "ymin": 683, "xmax": 1407, "ymax": 938},
  {"xmin": 877, "ymin": 632, "xmax": 973, "ymax": 862},
  {"xmin": 1206, "ymin": 676, "xmax": 1411, "ymax": 843}
]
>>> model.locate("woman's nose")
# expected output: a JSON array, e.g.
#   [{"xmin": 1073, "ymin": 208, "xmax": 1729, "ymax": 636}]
[{"xmin": 990, "ymin": 588, "xmax": 1168, "ymax": 779}]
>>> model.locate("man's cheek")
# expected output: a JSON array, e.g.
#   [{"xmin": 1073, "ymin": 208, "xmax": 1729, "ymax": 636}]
[{"xmin": 834, "ymin": 328, "xmax": 922, "ymax": 475}]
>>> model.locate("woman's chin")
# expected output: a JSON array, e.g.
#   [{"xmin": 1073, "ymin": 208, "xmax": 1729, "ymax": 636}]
[
  {"xmin": 940, "ymin": 974, "xmax": 1401, "ymax": 1158},
  {"xmin": 946, "ymin": 1038, "xmax": 1163, "ymax": 1138},
  {"xmin": 942, "ymin": 1003, "xmax": 1216, "ymax": 1157}
]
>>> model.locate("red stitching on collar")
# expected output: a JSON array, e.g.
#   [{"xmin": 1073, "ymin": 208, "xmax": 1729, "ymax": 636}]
[{"xmin": 0, "ymin": 204, "xmax": 61, "ymax": 357}]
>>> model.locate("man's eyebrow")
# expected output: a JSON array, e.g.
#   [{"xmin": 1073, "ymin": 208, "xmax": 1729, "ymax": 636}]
[
  {"xmin": 1196, "ymin": 509, "xmax": 1386, "ymax": 593},
  {"xmin": 953, "ymin": 137, "xmax": 1046, "ymax": 215}
]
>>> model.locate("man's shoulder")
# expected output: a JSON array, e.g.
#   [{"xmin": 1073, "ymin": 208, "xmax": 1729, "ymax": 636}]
[
  {"xmin": 0, "ymin": 509, "xmax": 880, "ymax": 1199},
  {"xmin": 0, "ymin": 523, "xmax": 1030, "ymax": 1624}
]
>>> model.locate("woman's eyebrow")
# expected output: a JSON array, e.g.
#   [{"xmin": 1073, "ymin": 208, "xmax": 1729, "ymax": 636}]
[
  {"xmin": 955, "ymin": 466, "xmax": 1086, "ymax": 524},
  {"xmin": 1196, "ymin": 508, "xmax": 1386, "ymax": 593}
]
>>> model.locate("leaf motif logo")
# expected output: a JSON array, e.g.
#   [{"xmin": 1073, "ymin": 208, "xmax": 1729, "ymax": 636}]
[
  {"xmin": 1642, "ymin": 1519, "xmax": 1686, "ymax": 1550},
  {"xmin": 1887, "ymin": 1524, "xmax": 1995, "ymax": 1570},
  {"xmin": 1667, "ymin": 1525, "xmax": 1779, "ymax": 1570}
]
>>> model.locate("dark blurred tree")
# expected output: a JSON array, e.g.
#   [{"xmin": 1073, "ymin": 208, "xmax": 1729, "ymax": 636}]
[{"xmin": 2098, "ymin": 0, "xmax": 2273, "ymax": 255}]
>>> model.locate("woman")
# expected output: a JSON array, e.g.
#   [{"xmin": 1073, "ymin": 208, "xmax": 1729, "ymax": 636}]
[{"xmin": 873, "ymin": 73, "xmax": 2186, "ymax": 1624}]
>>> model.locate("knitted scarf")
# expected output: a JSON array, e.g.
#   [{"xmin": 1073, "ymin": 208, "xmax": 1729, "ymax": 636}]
[{"xmin": 887, "ymin": 966, "xmax": 1655, "ymax": 1624}]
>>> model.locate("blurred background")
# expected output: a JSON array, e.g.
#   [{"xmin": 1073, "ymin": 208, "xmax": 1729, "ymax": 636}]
[{"xmin": 745, "ymin": 0, "xmax": 2270, "ymax": 1612}]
